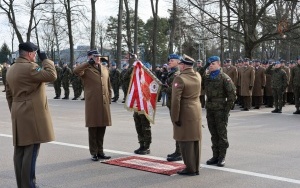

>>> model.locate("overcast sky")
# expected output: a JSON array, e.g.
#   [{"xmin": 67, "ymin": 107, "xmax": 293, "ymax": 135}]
[{"xmin": 0, "ymin": 0, "xmax": 172, "ymax": 51}]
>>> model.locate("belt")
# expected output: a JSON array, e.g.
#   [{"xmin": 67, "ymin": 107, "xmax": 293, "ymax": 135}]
[{"xmin": 207, "ymin": 98, "xmax": 226, "ymax": 102}]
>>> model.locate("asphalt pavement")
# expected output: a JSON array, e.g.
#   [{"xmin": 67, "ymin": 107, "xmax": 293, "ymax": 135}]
[{"xmin": 1, "ymin": 84, "xmax": 300, "ymax": 188}]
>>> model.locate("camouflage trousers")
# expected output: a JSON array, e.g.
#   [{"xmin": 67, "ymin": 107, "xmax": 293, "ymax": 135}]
[
  {"xmin": 206, "ymin": 109, "xmax": 229, "ymax": 158},
  {"xmin": 62, "ymin": 81, "xmax": 70, "ymax": 97},
  {"xmin": 72, "ymin": 82, "xmax": 82, "ymax": 98},
  {"xmin": 53, "ymin": 81, "xmax": 61, "ymax": 97},
  {"xmin": 294, "ymin": 86, "xmax": 300, "ymax": 108},
  {"xmin": 133, "ymin": 112, "xmax": 151, "ymax": 144},
  {"xmin": 111, "ymin": 83, "xmax": 119, "ymax": 99},
  {"xmin": 272, "ymin": 88, "xmax": 283, "ymax": 109}
]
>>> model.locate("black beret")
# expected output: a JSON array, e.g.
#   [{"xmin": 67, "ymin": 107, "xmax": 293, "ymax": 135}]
[{"xmin": 19, "ymin": 42, "xmax": 38, "ymax": 52}]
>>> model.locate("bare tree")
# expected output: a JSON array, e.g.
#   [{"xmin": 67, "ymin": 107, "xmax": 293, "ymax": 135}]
[
  {"xmin": 168, "ymin": 0, "xmax": 177, "ymax": 54},
  {"xmin": 0, "ymin": 0, "xmax": 49, "ymax": 43},
  {"xmin": 133, "ymin": 0, "xmax": 138, "ymax": 54},
  {"xmin": 150, "ymin": 0, "xmax": 159, "ymax": 70},
  {"xmin": 90, "ymin": 0, "xmax": 96, "ymax": 49},
  {"xmin": 117, "ymin": 0, "xmax": 123, "ymax": 66}
]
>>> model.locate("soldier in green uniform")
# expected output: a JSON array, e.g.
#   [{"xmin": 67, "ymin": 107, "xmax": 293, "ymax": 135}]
[
  {"xmin": 265, "ymin": 61, "xmax": 288, "ymax": 113},
  {"xmin": 61, "ymin": 62, "xmax": 72, "ymax": 99},
  {"xmin": 121, "ymin": 63, "xmax": 131, "ymax": 103},
  {"xmin": 71, "ymin": 63, "xmax": 83, "ymax": 100},
  {"xmin": 203, "ymin": 56, "xmax": 236, "ymax": 167},
  {"xmin": 290, "ymin": 56, "xmax": 300, "ymax": 114},
  {"xmin": 53, "ymin": 62, "xmax": 62, "ymax": 99},
  {"xmin": 196, "ymin": 60, "xmax": 206, "ymax": 108},
  {"xmin": 132, "ymin": 62, "xmax": 153, "ymax": 155},
  {"xmin": 1, "ymin": 62, "xmax": 8, "ymax": 92},
  {"xmin": 162, "ymin": 54, "xmax": 182, "ymax": 162},
  {"xmin": 110, "ymin": 62, "xmax": 121, "ymax": 102}
]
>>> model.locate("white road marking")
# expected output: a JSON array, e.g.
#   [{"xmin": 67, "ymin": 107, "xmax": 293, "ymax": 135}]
[{"xmin": 1, "ymin": 133, "xmax": 300, "ymax": 185}]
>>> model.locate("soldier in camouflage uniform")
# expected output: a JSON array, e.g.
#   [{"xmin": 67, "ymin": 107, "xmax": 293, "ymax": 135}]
[
  {"xmin": 1, "ymin": 62, "xmax": 8, "ymax": 92},
  {"xmin": 202, "ymin": 56, "xmax": 236, "ymax": 167},
  {"xmin": 61, "ymin": 62, "xmax": 72, "ymax": 99},
  {"xmin": 71, "ymin": 63, "xmax": 83, "ymax": 100},
  {"xmin": 109, "ymin": 62, "xmax": 121, "ymax": 102},
  {"xmin": 121, "ymin": 64, "xmax": 131, "ymax": 103},
  {"xmin": 290, "ymin": 57, "xmax": 300, "ymax": 114},
  {"xmin": 196, "ymin": 60, "xmax": 206, "ymax": 108},
  {"xmin": 265, "ymin": 61, "xmax": 287, "ymax": 113},
  {"xmin": 53, "ymin": 62, "xmax": 62, "ymax": 99},
  {"xmin": 121, "ymin": 60, "xmax": 152, "ymax": 155},
  {"xmin": 161, "ymin": 54, "xmax": 182, "ymax": 162}
]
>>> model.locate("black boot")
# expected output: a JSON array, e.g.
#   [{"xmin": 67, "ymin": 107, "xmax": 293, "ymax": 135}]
[
  {"xmin": 54, "ymin": 96, "xmax": 60, "ymax": 99},
  {"xmin": 271, "ymin": 108, "xmax": 278, "ymax": 113},
  {"xmin": 137, "ymin": 143, "xmax": 150, "ymax": 155},
  {"xmin": 167, "ymin": 153, "xmax": 182, "ymax": 161},
  {"xmin": 293, "ymin": 107, "xmax": 300, "ymax": 114},
  {"xmin": 134, "ymin": 143, "xmax": 144, "ymax": 154},
  {"xmin": 277, "ymin": 108, "xmax": 282, "ymax": 113},
  {"xmin": 206, "ymin": 157, "xmax": 219, "ymax": 165},
  {"xmin": 217, "ymin": 157, "xmax": 225, "ymax": 167}
]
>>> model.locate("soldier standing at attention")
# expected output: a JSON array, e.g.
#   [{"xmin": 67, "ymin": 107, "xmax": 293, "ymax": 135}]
[
  {"xmin": 290, "ymin": 57, "xmax": 300, "ymax": 114},
  {"xmin": 196, "ymin": 60, "xmax": 206, "ymax": 108},
  {"xmin": 163, "ymin": 54, "xmax": 182, "ymax": 162},
  {"xmin": 202, "ymin": 56, "xmax": 236, "ymax": 167},
  {"xmin": 287, "ymin": 61, "xmax": 295, "ymax": 105},
  {"xmin": 61, "ymin": 62, "xmax": 72, "ymax": 99},
  {"xmin": 53, "ymin": 62, "xmax": 62, "ymax": 99},
  {"xmin": 238, "ymin": 58, "xmax": 255, "ymax": 111},
  {"xmin": 120, "ymin": 63, "xmax": 130, "ymax": 103},
  {"xmin": 73, "ymin": 50, "xmax": 112, "ymax": 161},
  {"xmin": 223, "ymin": 58, "xmax": 238, "ymax": 108},
  {"xmin": 2, "ymin": 62, "xmax": 8, "ymax": 92},
  {"xmin": 252, "ymin": 60, "xmax": 266, "ymax": 109},
  {"xmin": 71, "ymin": 63, "xmax": 83, "ymax": 100},
  {"xmin": 280, "ymin": 59, "xmax": 290, "ymax": 107},
  {"xmin": 6, "ymin": 42, "xmax": 57, "ymax": 187},
  {"xmin": 110, "ymin": 62, "xmax": 121, "ymax": 102},
  {"xmin": 171, "ymin": 55, "xmax": 202, "ymax": 176},
  {"xmin": 265, "ymin": 61, "xmax": 287, "ymax": 113}
]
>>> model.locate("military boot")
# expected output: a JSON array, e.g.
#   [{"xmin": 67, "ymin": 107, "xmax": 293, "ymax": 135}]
[
  {"xmin": 167, "ymin": 153, "xmax": 182, "ymax": 161},
  {"xmin": 134, "ymin": 143, "xmax": 144, "ymax": 154},
  {"xmin": 206, "ymin": 157, "xmax": 219, "ymax": 165},
  {"xmin": 277, "ymin": 107, "xmax": 282, "ymax": 113},
  {"xmin": 217, "ymin": 157, "xmax": 226, "ymax": 167},
  {"xmin": 271, "ymin": 108, "xmax": 278, "ymax": 113},
  {"xmin": 137, "ymin": 143, "xmax": 150, "ymax": 155},
  {"xmin": 293, "ymin": 107, "xmax": 300, "ymax": 114}
]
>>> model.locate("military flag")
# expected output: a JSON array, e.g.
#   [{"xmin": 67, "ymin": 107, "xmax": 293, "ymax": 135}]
[{"xmin": 125, "ymin": 61, "xmax": 162, "ymax": 124}]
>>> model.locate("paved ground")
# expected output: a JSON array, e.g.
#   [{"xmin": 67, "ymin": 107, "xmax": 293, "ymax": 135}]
[{"xmin": 1, "ymin": 84, "xmax": 300, "ymax": 188}]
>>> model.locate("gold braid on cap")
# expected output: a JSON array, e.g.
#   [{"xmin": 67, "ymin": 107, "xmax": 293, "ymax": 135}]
[{"xmin": 182, "ymin": 54, "xmax": 195, "ymax": 62}]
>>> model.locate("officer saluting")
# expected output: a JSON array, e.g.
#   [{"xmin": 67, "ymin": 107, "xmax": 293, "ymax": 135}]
[
  {"xmin": 6, "ymin": 42, "xmax": 57, "ymax": 187},
  {"xmin": 202, "ymin": 56, "xmax": 236, "ymax": 167}
]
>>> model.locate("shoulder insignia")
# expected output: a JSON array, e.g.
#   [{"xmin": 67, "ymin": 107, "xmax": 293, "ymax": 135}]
[{"xmin": 36, "ymin": 67, "xmax": 42, "ymax": 72}]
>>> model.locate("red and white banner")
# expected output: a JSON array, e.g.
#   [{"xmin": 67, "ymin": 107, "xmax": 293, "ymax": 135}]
[{"xmin": 125, "ymin": 61, "xmax": 162, "ymax": 124}]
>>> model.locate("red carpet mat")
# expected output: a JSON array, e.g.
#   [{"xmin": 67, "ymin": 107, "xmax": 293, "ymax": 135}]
[{"xmin": 102, "ymin": 156, "xmax": 185, "ymax": 176}]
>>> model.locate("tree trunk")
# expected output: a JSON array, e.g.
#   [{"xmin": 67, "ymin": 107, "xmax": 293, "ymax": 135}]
[
  {"xmin": 26, "ymin": 0, "xmax": 36, "ymax": 42},
  {"xmin": 220, "ymin": 0, "xmax": 224, "ymax": 63},
  {"xmin": 226, "ymin": 3, "xmax": 231, "ymax": 58},
  {"xmin": 90, "ymin": 0, "xmax": 96, "ymax": 50},
  {"xmin": 133, "ymin": 0, "xmax": 138, "ymax": 55},
  {"xmin": 117, "ymin": 0, "xmax": 123, "ymax": 67},
  {"xmin": 124, "ymin": 0, "xmax": 132, "ymax": 53},
  {"xmin": 150, "ymin": 0, "xmax": 159, "ymax": 71},
  {"xmin": 168, "ymin": 0, "xmax": 176, "ymax": 54},
  {"xmin": 64, "ymin": 0, "xmax": 74, "ymax": 68}
]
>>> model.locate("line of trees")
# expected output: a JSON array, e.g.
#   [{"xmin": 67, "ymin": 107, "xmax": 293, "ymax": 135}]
[{"xmin": 1, "ymin": 0, "xmax": 300, "ymax": 68}]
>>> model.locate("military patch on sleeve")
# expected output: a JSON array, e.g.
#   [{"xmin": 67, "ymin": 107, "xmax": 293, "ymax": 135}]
[
  {"xmin": 174, "ymin": 83, "xmax": 178, "ymax": 87},
  {"xmin": 35, "ymin": 67, "xmax": 42, "ymax": 72}
]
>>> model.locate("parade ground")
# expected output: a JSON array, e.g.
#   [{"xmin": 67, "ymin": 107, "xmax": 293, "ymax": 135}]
[{"xmin": 1, "ymin": 84, "xmax": 300, "ymax": 188}]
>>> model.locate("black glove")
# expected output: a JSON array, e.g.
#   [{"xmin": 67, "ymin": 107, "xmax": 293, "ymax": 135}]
[
  {"xmin": 175, "ymin": 121, "xmax": 181, "ymax": 127},
  {"xmin": 37, "ymin": 50, "xmax": 48, "ymax": 61},
  {"xmin": 88, "ymin": 58, "xmax": 95, "ymax": 65},
  {"xmin": 249, "ymin": 86, "xmax": 253, "ymax": 90}
]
